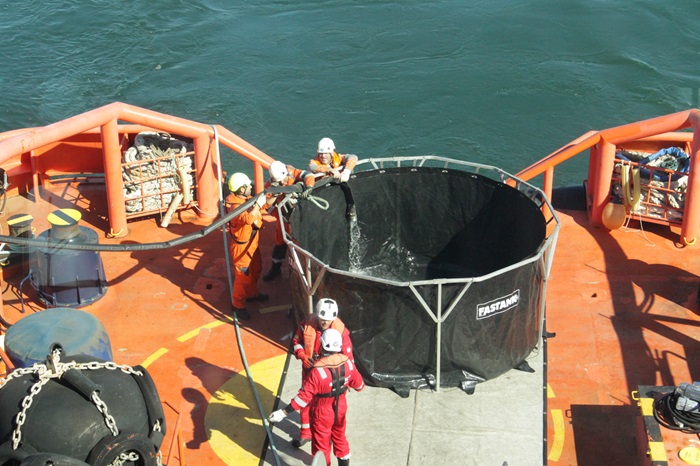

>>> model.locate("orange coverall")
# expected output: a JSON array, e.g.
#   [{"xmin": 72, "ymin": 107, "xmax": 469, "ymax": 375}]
[{"xmin": 225, "ymin": 193, "xmax": 263, "ymax": 308}]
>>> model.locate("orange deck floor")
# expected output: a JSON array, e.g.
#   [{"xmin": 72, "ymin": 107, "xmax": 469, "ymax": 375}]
[{"xmin": 1, "ymin": 182, "xmax": 699, "ymax": 465}]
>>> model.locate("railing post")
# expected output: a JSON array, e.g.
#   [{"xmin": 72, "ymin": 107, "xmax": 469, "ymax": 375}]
[
  {"xmin": 102, "ymin": 118, "xmax": 128, "ymax": 237},
  {"xmin": 543, "ymin": 166, "xmax": 554, "ymax": 202},
  {"xmin": 589, "ymin": 139, "xmax": 616, "ymax": 227},
  {"xmin": 193, "ymin": 135, "xmax": 218, "ymax": 217},
  {"xmin": 681, "ymin": 119, "xmax": 700, "ymax": 245}
]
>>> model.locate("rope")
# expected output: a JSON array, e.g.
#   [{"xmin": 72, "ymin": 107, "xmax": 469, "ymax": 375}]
[{"xmin": 620, "ymin": 162, "xmax": 641, "ymax": 212}]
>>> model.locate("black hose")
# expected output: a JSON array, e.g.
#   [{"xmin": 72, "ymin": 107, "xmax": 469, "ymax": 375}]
[{"xmin": 653, "ymin": 392, "xmax": 700, "ymax": 434}]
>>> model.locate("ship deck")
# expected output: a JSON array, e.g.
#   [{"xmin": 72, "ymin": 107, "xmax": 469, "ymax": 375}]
[{"xmin": 1, "ymin": 180, "xmax": 699, "ymax": 465}]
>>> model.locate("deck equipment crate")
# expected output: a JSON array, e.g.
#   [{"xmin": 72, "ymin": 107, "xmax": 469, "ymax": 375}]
[
  {"xmin": 121, "ymin": 132, "xmax": 196, "ymax": 219},
  {"xmin": 610, "ymin": 147, "xmax": 690, "ymax": 226}
]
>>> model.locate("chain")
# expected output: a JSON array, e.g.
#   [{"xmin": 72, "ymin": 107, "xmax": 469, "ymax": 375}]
[
  {"xmin": 110, "ymin": 451, "xmax": 140, "ymax": 466},
  {"xmin": 91, "ymin": 391, "xmax": 120, "ymax": 436},
  {"xmin": 11, "ymin": 375, "xmax": 52, "ymax": 449},
  {"xmin": 2, "ymin": 348, "xmax": 145, "ymax": 450}
]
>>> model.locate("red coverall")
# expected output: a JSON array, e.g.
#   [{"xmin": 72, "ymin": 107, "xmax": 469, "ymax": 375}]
[
  {"xmin": 225, "ymin": 193, "xmax": 263, "ymax": 308},
  {"xmin": 289, "ymin": 353, "xmax": 365, "ymax": 465},
  {"xmin": 292, "ymin": 315, "xmax": 353, "ymax": 441}
]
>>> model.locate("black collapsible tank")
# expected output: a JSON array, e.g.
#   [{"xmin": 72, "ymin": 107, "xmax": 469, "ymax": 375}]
[{"xmin": 284, "ymin": 158, "xmax": 559, "ymax": 394}]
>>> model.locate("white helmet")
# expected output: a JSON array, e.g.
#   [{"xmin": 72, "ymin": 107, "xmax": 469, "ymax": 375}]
[
  {"xmin": 228, "ymin": 172, "xmax": 251, "ymax": 192},
  {"xmin": 320, "ymin": 328, "xmax": 342, "ymax": 353},
  {"xmin": 269, "ymin": 161, "xmax": 288, "ymax": 183},
  {"xmin": 316, "ymin": 298, "xmax": 339, "ymax": 321},
  {"xmin": 317, "ymin": 137, "xmax": 335, "ymax": 154}
]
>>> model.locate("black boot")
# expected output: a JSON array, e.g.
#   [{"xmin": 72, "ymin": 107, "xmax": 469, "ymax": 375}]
[
  {"xmin": 337, "ymin": 458, "xmax": 350, "ymax": 466},
  {"xmin": 263, "ymin": 262, "xmax": 282, "ymax": 281}
]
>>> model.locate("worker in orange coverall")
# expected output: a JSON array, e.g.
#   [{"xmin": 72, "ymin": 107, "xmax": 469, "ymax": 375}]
[
  {"xmin": 289, "ymin": 298, "xmax": 354, "ymax": 448},
  {"xmin": 225, "ymin": 172, "xmax": 268, "ymax": 321},
  {"xmin": 269, "ymin": 328, "xmax": 364, "ymax": 466},
  {"xmin": 308, "ymin": 137, "xmax": 358, "ymax": 218},
  {"xmin": 261, "ymin": 160, "xmax": 314, "ymax": 281}
]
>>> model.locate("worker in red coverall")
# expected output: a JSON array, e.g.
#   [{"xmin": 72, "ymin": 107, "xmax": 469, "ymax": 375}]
[
  {"xmin": 225, "ymin": 172, "xmax": 268, "ymax": 321},
  {"xmin": 262, "ymin": 160, "xmax": 314, "ymax": 281},
  {"xmin": 308, "ymin": 137, "xmax": 358, "ymax": 218},
  {"xmin": 289, "ymin": 298, "xmax": 353, "ymax": 448},
  {"xmin": 269, "ymin": 328, "xmax": 364, "ymax": 466}
]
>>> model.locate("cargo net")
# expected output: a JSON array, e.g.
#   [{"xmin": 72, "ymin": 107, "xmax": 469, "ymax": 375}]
[
  {"xmin": 611, "ymin": 147, "xmax": 689, "ymax": 223},
  {"xmin": 122, "ymin": 132, "xmax": 195, "ymax": 214}
]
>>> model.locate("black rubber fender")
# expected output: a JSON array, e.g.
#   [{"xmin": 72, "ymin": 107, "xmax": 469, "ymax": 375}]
[
  {"xmin": 130, "ymin": 365, "xmax": 166, "ymax": 449},
  {"xmin": 0, "ymin": 441, "xmax": 37, "ymax": 465},
  {"xmin": 86, "ymin": 433, "xmax": 156, "ymax": 466},
  {"xmin": 20, "ymin": 452, "xmax": 91, "ymax": 466}
]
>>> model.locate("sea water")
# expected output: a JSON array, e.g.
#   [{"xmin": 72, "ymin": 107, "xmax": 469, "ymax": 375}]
[{"xmin": 1, "ymin": 0, "xmax": 698, "ymax": 187}]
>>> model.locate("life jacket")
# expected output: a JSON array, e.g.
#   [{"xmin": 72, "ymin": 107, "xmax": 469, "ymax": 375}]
[
  {"xmin": 309, "ymin": 152, "xmax": 344, "ymax": 173},
  {"xmin": 314, "ymin": 353, "xmax": 349, "ymax": 399},
  {"xmin": 302, "ymin": 317, "xmax": 346, "ymax": 360}
]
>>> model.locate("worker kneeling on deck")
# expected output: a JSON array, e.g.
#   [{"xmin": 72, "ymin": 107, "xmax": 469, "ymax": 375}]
[
  {"xmin": 290, "ymin": 298, "xmax": 354, "ymax": 447},
  {"xmin": 269, "ymin": 328, "xmax": 364, "ymax": 466}
]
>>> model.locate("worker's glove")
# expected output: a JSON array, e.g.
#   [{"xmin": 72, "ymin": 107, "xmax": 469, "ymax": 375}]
[
  {"xmin": 330, "ymin": 168, "xmax": 342, "ymax": 180},
  {"xmin": 302, "ymin": 357, "xmax": 314, "ymax": 369},
  {"xmin": 268, "ymin": 409, "xmax": 287, "ymax": 423},
  {"xmin": 256, "ymin": 195, "xmax": 266, "ymax": 208},
  {"xmin": 340, "ymin": 169, "xmax": 351, "ymax": 183}
]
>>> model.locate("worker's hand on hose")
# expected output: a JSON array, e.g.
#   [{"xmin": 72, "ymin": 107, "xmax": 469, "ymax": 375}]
[
  {"xmin": 302, "ymin": 357, "xmax": 314, "ymax": 369},
  {"xmin": 340, "ymin": 168, "xmax": 351, "ymax": 183},
  {"xmin": 255, "ymin": 195, "xmax": 266, "ymax": 208},
  {"xmin": 330, "ymin": 168, "xmax": 342, "ymax": 180},
  {"xmin": 268, "ymin": 409, "xmax": 287, "ymax": 423}
]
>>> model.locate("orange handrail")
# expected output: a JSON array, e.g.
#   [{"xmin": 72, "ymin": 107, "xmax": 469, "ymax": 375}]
[
  {"xmin": 0, "ymin": 103, "xmax": 274, "ymax": 237},
  {"xmin": 516, "ymin": 109, "xmax": 700, "ymax": 245}
]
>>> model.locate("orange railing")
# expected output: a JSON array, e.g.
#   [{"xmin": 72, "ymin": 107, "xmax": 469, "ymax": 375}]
[
  {"xmin": 0, "ymin": 103, "xmax": 274, "ymax": 237},
  {"xmin": 515, "ymin": 109, "xmax": 700, "ymax": 245}
]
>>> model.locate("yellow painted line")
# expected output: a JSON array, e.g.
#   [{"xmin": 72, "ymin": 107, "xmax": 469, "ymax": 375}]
[
  {"xmin": 207, "ymin": 354, "xmax": 287, "ymax": 465},
  {"xmin": 259, "ymin": 304, "xmax": 291, "ymax": 314},
  {"xmin": 639, "ymin": 397, "xmax": 654, "ymax": 416},
  {"xmin": 548, "ymin": 409, "xmax": 565, "ymax": 461},
  {"xmin": 649, "ymin": 441, "xmax": 667, "ymax": 462},
  {"xmin": 141, "ymin": 347, "xmax": 169, "ymax": 368},
  {"xmin": 177, "ymin": 316, "xmax": 233, "ymax": 342},
  {"xmin": 547, "ymin": 383, "xmax": 555, "ymax": 398}
]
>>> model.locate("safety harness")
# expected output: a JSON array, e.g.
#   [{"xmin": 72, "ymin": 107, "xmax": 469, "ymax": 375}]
[{"xmin": 314, "ymin": 354, "xmax": 349, "ymax": 424}]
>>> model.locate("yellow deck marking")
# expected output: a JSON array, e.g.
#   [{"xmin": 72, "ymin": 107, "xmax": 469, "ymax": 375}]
[
  {"xmin": 207, "ymin": 354, "xmax": 287, "ymax": 465},
  {"xmin": 547, "ymin": 383, "xmax": 554, "ymax": 398},
  {"xmin": 258, "ymin": 304, "xmax": 292, "ymax": 314},
  {"xmin": 639, "ymin": 397, "xmax": 654, "ymax": 417},
  {"xmin": 177, "ymin": 316, "xmax": 233, "ymax": 342},
  {"xmin": 548, "ymin": 409, "xmax": 565, "ymax": 461},
  {"xmin": 648, "ymin": 441, "xmax": 667, "ymax": 461},
  {"xmin": 141, "ymin": 347, "xmax": 169, "ymax": 368}
]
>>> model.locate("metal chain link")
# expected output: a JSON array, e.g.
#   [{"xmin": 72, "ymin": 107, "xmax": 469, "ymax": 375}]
[
  {"xmin": 110, "ymin": 451, "xmax": 140, "ymax": 466},
  {"xmin": 1, "ymin": 348, "xmax": 145, "ymax": 450},
  {"xmin": 91, "ymin": 391, "xmax": 119, "ymax": 436}
]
